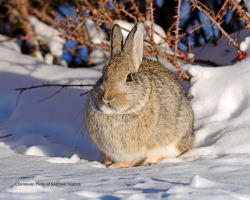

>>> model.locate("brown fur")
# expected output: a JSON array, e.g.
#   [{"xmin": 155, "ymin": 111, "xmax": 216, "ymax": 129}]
[{"xmin": 84, "ymin": 24, "xmax": 194, "ymax": 168}]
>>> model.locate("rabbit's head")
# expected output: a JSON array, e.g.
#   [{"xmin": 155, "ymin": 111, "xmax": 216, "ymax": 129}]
[{"xmin": 90, "ymin": 24, "xmax": 151, "ymax": 114}]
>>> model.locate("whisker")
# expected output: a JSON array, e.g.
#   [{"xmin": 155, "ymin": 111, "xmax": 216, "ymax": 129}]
[
  {"xmin": 72, "ymin": 124, "xmax": 84, "ymax": 148},
  {"xmin": 72, "ymin": 108, "xmax": 85, "ymax": 125}
]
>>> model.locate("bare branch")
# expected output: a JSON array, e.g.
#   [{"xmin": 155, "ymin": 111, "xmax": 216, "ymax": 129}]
[
  {"xmin": 15, "ymin": 83, "xmax": 94, "ymax": 105},
  {"xmin": 190, "ymin": 0, "xmax": 240, "ymax": 51},
  {"xmin": 129, "ymin": 0, "xmax": 144, "ymax": 23},
  {"xmin": 149, "ymin": 0, "xmax": 155, "ymax": 43},
  {"xmin": 38, "ymin": 87, "xmax": 64, "ymax": 102},
  {"xmin": 0, "ymin": 134, "xmax": 13, "ymax": 139},
  {"xmin": 230, "ymin": 0, "xmax": 250, "ymax": 28},
  {"xmin": 174, "ymin": 0, "xmax": 182, "ymax": 64},
  {"xmin": 15, "ymin": 83, "xmax": 94, "ymax": 92}
]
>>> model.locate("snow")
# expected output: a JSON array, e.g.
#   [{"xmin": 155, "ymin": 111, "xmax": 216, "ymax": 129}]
[
  {"xmin": 85, "ymin": 19, "xmax": 107, "ymax": 45},
  {"xmin": 244, "ymin": 0, "xmax": 250, "ymax": 16},
  {"xmin": 30, "ymin": 16, "xmax": 66, "ymax": 65},
  {"xmin": 46, "ymin": 154, "xmax": 80, "ymax": 164},
  {"xmin": 85, "ymin": 19, "xmax": 109, "ymax": 65},
  {"xmin": 240, "ymin": 36, "xmax": 250, "ymax": 52},
  {"xmin": 1, "ymin": 32, "xmax": 250, "ymax": 200},
  {"xmin": 0, "ymin": 34, "xmax": 21, "ymax": 53},
  {"xmin": 187, "ymin": 59, "xmax": 250, "ymax": 156},
  {"xmin": 192, "ymin": 28, "xmax": 250, "ymax": 66}
]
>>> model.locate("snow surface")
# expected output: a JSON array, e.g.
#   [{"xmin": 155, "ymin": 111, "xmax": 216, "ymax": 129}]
[
  {"xmin": 30, "ymin": 16, "xmax": 66, "ymax": 66},
  {"xmin": 192, "ymin": 28, "xmax": 250, "ymax": 66},
  {"xmin": 1, "ymin": 36, "xmax": 250, "ymax": 199},
  {"xmin": 244, "ymin": 0, "xmax": 250, "ymax": 16},
  {"xmin": 0, "ymin": 34, "xmax": 21, "ymax": 53}
]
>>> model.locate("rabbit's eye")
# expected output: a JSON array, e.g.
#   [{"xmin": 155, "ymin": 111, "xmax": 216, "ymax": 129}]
[{"xmin": 126, "ymin": 73, "xmax": 133, "ymax": 82}]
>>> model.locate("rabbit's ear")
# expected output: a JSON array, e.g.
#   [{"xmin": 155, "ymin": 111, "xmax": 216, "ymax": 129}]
[
  {"xmin": 123, "ymin": 24, "xmax": 143, "ymax": 70},
  {"xmin": 111, "ymin": 24, "xmax": 123, "ymax": 57}
]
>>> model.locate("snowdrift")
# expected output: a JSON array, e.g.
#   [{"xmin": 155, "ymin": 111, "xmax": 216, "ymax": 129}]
[{"xmin": 1, "ymin": 43, "xmax": 250, "ymax": 199}]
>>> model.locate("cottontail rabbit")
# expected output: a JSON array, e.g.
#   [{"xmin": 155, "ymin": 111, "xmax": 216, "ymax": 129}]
[{"xmin": 85, "ymin": 24, "xmax": 194, "ymax": 168}]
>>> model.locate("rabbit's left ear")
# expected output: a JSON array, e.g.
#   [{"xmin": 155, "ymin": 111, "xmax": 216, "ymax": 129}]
[
  {"xmin": 123, "ymin": 24, "xmax": 143, "ymax": 70},
  {"xmin": 111, "ymin": 24, "xmax": 123, "ymax": 57}
]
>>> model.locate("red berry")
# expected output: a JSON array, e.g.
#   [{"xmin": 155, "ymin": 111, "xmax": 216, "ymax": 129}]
[{"xmin": 238, "ymin": 52, "xmax": 247, "ymax": 60}]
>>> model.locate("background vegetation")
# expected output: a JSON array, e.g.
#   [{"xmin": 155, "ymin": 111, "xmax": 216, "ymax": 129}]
[{"xmin": 0, "ymin": 0, "xmax": 249, "ymax": 79}]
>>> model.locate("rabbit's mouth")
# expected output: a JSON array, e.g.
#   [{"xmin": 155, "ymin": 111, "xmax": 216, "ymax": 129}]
[
  {"xmin": 99, "ymin": 104, "xmax": 120, "ymax": 114},
  {"xmin": 90, "ymin": 97, "xmax": 122, "ymax": 114},
  {"xmin": 95, "ymin": 93, "xmax": 131, "ymax": 114}
]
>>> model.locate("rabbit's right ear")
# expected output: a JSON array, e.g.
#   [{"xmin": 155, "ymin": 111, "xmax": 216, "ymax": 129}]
[
  {"xmin": 110, "ymin": 24, "xmax": 123, "ymax": 57},
  {"xmin": 123, "ymin": 24, "xmax": 143, "ymax": 71}
]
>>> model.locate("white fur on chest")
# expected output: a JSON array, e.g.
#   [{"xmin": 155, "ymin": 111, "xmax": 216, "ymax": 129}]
[
  {"xmin": 107, "ymin": 149, "xmax": 145, "ymax": 163},
  {"xmin": 107, "ymin": 144, "xmax": 181, "ymax": 163},
  {"xmin": 146, "ymin": 144, "xmax": 181, "ymax": 161}
]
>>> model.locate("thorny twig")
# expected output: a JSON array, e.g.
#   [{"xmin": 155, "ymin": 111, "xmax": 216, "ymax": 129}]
[
  {"xmin": 17, "ymin": 0, "xmax": 41, "ymax": 57},
  {"xmin": 190, "ymin": 0, "xmax": 241, "ymax": 51},
  {"xmin": 215, "ymin": 0, "xmax": 229, "ymax": 20},
  {"xmin": 174, "ymin": 0, "xmax": 182, "ymax": 64},
  {"xmin": 38, "ymin": 87, "xmax": 64, "ymax": 102},
  {"xmin": 113, "ymin": 0, "xmax": 193, "ymax": 78},
  {"xmin": 0, "ymin": 134, "xmax": 13, "ymax": 139},
  {"xmin": 113, "ymin": 1, "xmax": 138, "ymax": 22},
  {"xmin": 15, "ymin": 83, "xmax": 94, "ymax": 92},
  {"xmin": 230, "ymin": 0, "xmax": 250, "ymax": 28},
  {"xmin": 130, "ymin": 0, "xmax": 144, "ymax": 23},
  {"xmin": 149, "ymin": 0, "xmax": 155, "ymax": 43},
  {"xmin": 15, "ymin": 83, "xmax": 94, "ymax": 105}
]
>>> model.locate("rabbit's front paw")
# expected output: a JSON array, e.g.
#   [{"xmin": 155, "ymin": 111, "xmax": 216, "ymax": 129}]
[
  {"xmin": 107, "ymin": 160, "xmax": 136, "ymax": 168},
  {"xmin": 101, "ymin": 153, "xmax": 114, "ymax": 166},
  {"xmin": 139, "ymin": 156, "xmax": 166, "ymax": 166}
]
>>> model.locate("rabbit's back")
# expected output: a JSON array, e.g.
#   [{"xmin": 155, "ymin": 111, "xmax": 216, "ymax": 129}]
[{"xmin": 140, "ymin": 58, "xmax": 194, "ymax": 153}]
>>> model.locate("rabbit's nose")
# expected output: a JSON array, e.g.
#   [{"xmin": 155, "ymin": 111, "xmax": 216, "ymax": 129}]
[{"xmin": 102, "ymin": 93, "xmax": 115, "ymax": 102}]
